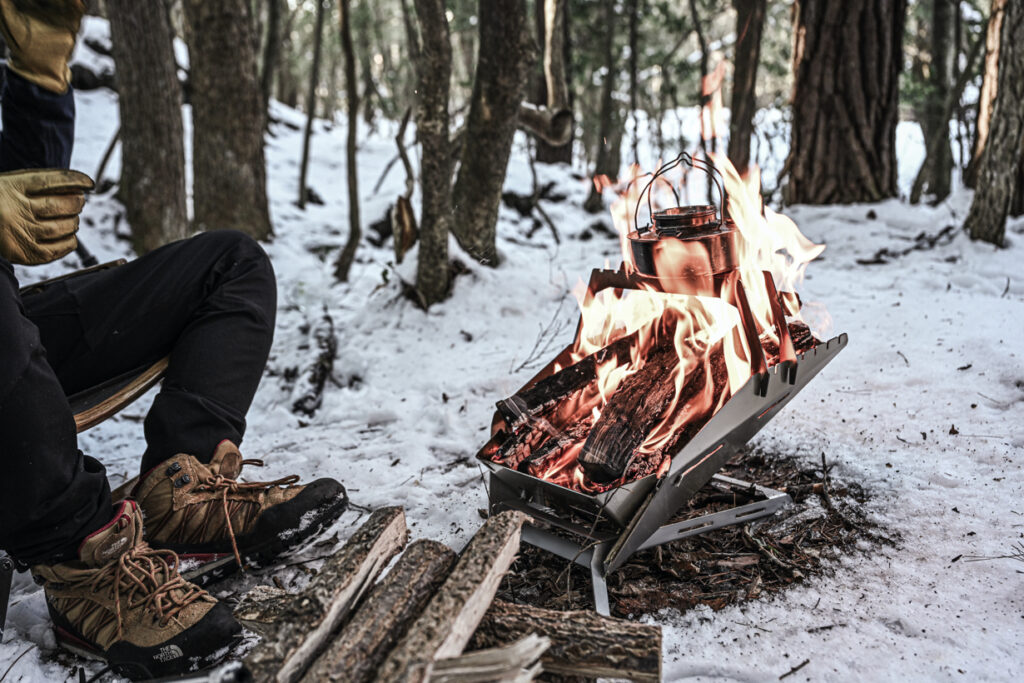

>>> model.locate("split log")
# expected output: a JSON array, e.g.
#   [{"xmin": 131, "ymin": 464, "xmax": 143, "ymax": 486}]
[
  {"xmin": 579, "ymin": 336, "xmax": 690, "ymax": 483},
  {"xmin": 471, "ymin": 599, "xmax": 662, "ymax": 682},
  {"xmin": 430, "ymin": 634, "xmax": 549, "ymax": 683},
  {"xmin": 240, "ymin": 507, "xmax": 409, "ymax": 683},
  {"xmin": 301, "ymin": 540, "xmax": 458, "ymax": 683},
  {"xmin": 376, "ymin": 511, "xmax": 528, "ymax": 683},
  {"xmin": 496, "ymin": 334, "xmax": 633, "ymax": 432}
]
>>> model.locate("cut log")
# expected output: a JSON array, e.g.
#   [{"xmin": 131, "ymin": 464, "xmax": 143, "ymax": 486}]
[
  {"xmin": 376, "ymin": 511, "xmax": 528, "ymax": 683},
  {"xmin": 579, "ymin": 336, "xmax": 690, "ymax": 483},
  {"xmin": 518, "ymin": 413, "xmax": 594, "ymax": 474},
  {"xmin": 471, "ymin": 599, "xmax": 662, "ymax": 682},
  {"xmin": 624, "ymin": 343, "xmax": 728, "ymax": 480},
  {"xmin": 240, "ymin": 506, "xmax": 409, "ymax": 683},
  {"xmin": 430, "ymin": 634, "xmax": 549, "ymax": 683},
  {"xmin": 496, "ymin": 334, "xmax": 633, "ymax": 432},
  {"xmin": 301, "ymin": 539, "xmax": 458, "ymax": 683}
]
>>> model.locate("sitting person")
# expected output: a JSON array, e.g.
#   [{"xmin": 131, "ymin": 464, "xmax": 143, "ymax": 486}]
[{"xmin": 0, "ymin": 1, "xmax": 347, "ymax": 677}]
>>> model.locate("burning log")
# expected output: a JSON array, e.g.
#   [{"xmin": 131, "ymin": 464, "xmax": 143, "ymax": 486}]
[
  {"xmin": 240, "ymin": 507, "xmax": 409, "ymax": 683},
  {"xmin": 496, "ymin": 334, "xmax": 633, "ymax": 432},
  {"xmin": 519, "ymin": 413, "xmax": 593, "ymax": 474},
  {"xmin": 376, "ymin": 511, "xmax": 527, "ymax": 683},
  {"xmin": 301, "ymin": 539, "xmax": 457, "ymax": 683},
  {"xmin": 578, "ymin": 336, "xmax": 702, "ymax": 483},
  {"xmin": 471, "ymin": 599, "xmax": 662, "ymax": 682}
]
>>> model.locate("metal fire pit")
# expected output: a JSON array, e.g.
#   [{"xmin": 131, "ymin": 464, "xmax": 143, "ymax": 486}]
[{"xmin": 477, "ymin": 161, "xmax": 846, "ymax": 612}]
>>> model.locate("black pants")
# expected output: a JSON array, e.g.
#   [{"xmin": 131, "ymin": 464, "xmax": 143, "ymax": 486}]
[{"xmin": 0, "ymin": 231, "xmax": 276, "ymax": 565}]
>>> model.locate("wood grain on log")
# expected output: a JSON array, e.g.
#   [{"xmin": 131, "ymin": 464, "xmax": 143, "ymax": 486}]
[
  {"xmin": 579, "ymin": 336, "xmax": 686, "ymax": 483},
  {"xmin": 471, "ymin": 599, "xmax": 662, "ymax": 682},
  {"xmin": 377, "ymin": 511, "xmax": 527, "ymax": 683},
  {"xmin": 430, "ymin": 634, "xmax": 549, "ymax": 683},
  {"xmin": 496, "ymin": 334, "xmax": 633, "ymax": 432},
  {"xmin": 301, "ymin": 539, "xmax": 457, "ymax": 683},
  {"xmin": 240, "ymin": 506, "xmax": 409, "ymax": 683}
]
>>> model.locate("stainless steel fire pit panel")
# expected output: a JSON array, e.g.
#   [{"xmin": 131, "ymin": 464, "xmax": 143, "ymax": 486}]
[{"xmin": 603, "ymin": 332, "xmax": 848, "ymax": 574}]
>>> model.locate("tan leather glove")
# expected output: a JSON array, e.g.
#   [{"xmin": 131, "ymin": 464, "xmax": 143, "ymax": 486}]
[
  {"xmin": 0, "ymin": 168, "xmax": 93, "ymax": 265},
  {"xmin": 0, "ymin": 0, "xmax": 86, "ymax": 94}
]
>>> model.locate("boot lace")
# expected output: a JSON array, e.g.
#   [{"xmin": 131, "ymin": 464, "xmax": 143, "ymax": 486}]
[
  {"xmin": 198, "ymin": 459, "xmax": 300, "ymax": 570},
  {"xmin": 74, "ymin": 544, "xmax": 210, "ymax": 642}
]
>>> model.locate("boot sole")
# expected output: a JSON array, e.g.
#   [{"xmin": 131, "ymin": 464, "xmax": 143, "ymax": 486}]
[{"xmin": 175, "ymin": 489, "xmax": 349, "ymax": 585}]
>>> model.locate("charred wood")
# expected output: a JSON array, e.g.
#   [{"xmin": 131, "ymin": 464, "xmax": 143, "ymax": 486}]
[
  {"xmin": 470, "ymin": 599, "xmax": 662, "ymax": 682},
  {"xmin": 497, "ymin": 335, "xmax": 633, "ymax": 433},
  {"xmin": 376, "ymin": 511, "xmax": 527, "ymax": 683},
  {"xmin": 292, "ymin": 310, "xmax": 338, "ymax": 418},
  {"xmin": 302, "ymin": 539, "xmax": 457, "ymax": 683},
  {"xmin": 240, "ymin": 507, "xmax": 409, "ymax": 683},
  {"xmin": 578, "ymin": 336, "xmax": 688, "ymax": 483}
]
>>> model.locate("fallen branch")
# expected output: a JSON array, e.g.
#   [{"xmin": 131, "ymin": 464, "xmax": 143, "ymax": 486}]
[{"xmin": 292, "ymin": 309, "xmax": 338, "ymax": 417}]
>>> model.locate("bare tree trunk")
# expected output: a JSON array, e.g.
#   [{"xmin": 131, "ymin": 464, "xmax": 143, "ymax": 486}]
[
  {"xmin": 627, "ymin": 0, "xmax": 639, "ymax": 166},
  {"xmin": 334, "ymin": 0, "xmax": 362, "ymax": 281},
  {"xmin": 450, "ymin": 0, "xmax": 536, "ymax": 266},
  {"xmin": 965, "ymin": 0, "xmax": 1005, "ymax": 188},
  {"xmin": 584, "ymin": 0, "xmax": 620, "ymax": 214},
  {"xmin": 728, "ymin": 0, "xmax": 766, "ymax": 174},
  {"xmin": 261, "ymin": 0, "xmax": 281, "ymax": 112},
  {"xmin": 784, "ymin": 0, "xmax": 906, "ymax": 204},
  {"xmin": 106, "ymin": 0, "xmax": 188, "ymax": 254},
  {"xmin": 298, "ymin": 0, "xmax": 327, "ymax": 209},
  {"xmin": 183, "ymin": 0, "xmax": 272, "ymax": 239},
  {"xmin": 964, "ymin": 0, "xmax": 1024, "ymax": 246},
  {"xmin": 411, "ymin": 0, "xmax": 452, "ymax": 307},
  {"xmin": 916, "ymin": 0, "xmax": 953, "ymax": 202},
  {"xmin": 534, "ymin": 0, "xmax": 572, "ymax": 164}
]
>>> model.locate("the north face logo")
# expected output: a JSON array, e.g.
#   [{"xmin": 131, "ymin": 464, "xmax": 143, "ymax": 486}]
[
  {"xmin": 100, "ymin": 537, "xmax": 129, "ymax": 559},
  {"xmin": 154, "ymin": 644, "xmax": 184, "ymax": 662}
]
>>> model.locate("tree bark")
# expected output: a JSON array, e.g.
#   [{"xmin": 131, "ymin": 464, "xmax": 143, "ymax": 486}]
[
  {"xmin": 298, "ymin": 0, "xmax": 327, "ymax": 209},
  {"xmin": 533, "ymin": 0, "xmax": 572, "ymax": 164},
  {"xmin": 728, "ymin": 0, "xmax": 766, "ymax": 174},
  {"xmin": 628, "ymin": 0, "xmax": 640, "ymax": 166},
  {"xmin": 411, "ymin": 0, "xmax": 453, "ymax": 307},
  {"xmin": 784, "ymin": 0, "xmax": 906, "ymax": 204},
  {"xmin": 106, "ymin": 0, "xmax": 188, "ymax": 255},
  {"xmin": 916, "ymin": 0, "xmax": 954, "ymax": 202},
  {"xmin": 966, "ymin": 0, "xmax": 1006, "ymax": 188},
  {"xmin": 450, "ymin": 0, "xmax": 536, "ymax": 267},
  {"xmin": 471, "ymin": 599, "xmax": 662, "ymax": 682},
  {"xmin": 963, "ymin": 0, "xmax": 1024, "ymax": 246},
  {"xmin": 376, "ymin": 511, "xmax": 528, "ymax": 683},
  {"xmin": 261, "ymin": 0, "xmax": 281, "ymax": 112},
  {"xmin": 583, "ymin": 0, "xmax": 621, "ymax": 214},
  {"xmin": 301, "ymin": 540, "xmax": 457, "ymax": 683},
  {"xmin": 183, "ymin": 0, "xmax": 272, "ymax": 239},
  {"xmin": 239, "ymin": 507, "xmax": 409, "ymax": 683},
  {"xmin": 333, "ymin": 0, "xmax": 362, "ymax": 281}
]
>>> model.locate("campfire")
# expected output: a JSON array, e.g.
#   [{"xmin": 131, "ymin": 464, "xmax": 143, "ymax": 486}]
[
  {"xmin": 484, "ymin": 152, "xmax": 828, "ymax": 494},
  {"xmin": 477, "ymin": 145, "xmax": 848, "ymax": 614}
]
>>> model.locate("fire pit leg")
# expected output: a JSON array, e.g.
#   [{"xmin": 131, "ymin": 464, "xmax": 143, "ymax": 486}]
[{"xmin": 589, "ymin": 546, "xmax": 611, "ymax": 616}]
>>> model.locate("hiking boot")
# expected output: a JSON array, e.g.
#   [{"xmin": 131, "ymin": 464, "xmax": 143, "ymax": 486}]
[
  {"xmin": 136, "ymin": 441, "xmax": 348, "ymax": 582},
  {"xmin": 32, "ymin": 500, "xmax": 240, "ymax": 680}
]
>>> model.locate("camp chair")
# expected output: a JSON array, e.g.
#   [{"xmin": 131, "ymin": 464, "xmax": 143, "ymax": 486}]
[{"xmin": 0, "ymin": 259, "xmax": 169, "ymax": 640}]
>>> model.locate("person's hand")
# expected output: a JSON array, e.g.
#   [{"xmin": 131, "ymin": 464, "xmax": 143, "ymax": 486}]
[
  {"xmin": 0, "ymin": 168, "xmax": 93, "ymax": 265},
  {"xmin": 0, "ymin": 0, "xmax": 87, "ymax": 94}
]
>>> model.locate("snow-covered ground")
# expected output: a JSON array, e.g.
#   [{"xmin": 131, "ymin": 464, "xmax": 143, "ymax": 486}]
[{"xmin": 2, "ymin": 81, "xmax": 1022, "ymax": 680}]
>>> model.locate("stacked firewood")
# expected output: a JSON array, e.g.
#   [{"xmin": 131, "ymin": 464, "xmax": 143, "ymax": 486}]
[{"xmin": 234, "ymin": 508, "xmax": 661, "ymax": 682}]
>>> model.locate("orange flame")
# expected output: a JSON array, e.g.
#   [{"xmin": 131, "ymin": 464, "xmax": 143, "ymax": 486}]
[{"xmin": 505, "ymin": 66, "xmax": 829, "ymax": 494}]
